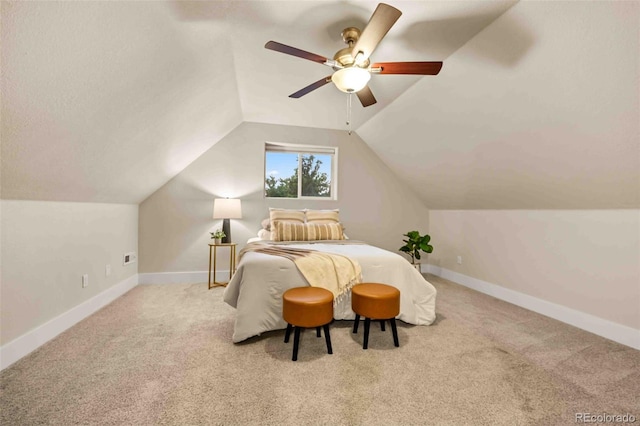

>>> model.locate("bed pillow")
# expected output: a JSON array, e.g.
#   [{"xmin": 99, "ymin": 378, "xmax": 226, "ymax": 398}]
[
  {"xmin": 261, "ymin": 218, "xmax": 271, "ymax": 231},
  {"xmin": 305, "ymin": 209, "xmax": 340, "ymax": 224},
  {"xmin": 257, "ymin": 229, "xmax": 272, "ymax": 240},
  {"xmin": 272, "ymin": 221, "xmax": 344, "ymax": 242},
  {"xmin": 269, "ymin": 208, "xmax": 305, "ymax": 231}
]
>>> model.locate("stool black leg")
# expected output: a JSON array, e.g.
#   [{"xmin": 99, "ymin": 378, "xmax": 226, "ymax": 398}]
[
  {"xmin": 380, "ymin": 320, "xmax": 386, "ymax": 331},
  {"xmin": 323, "ymin": 324, "xmax": 333, "ymax": 354},
  {"xmin": 316, "ymin": 326, "xmax": 321, "ymax": 337},
  {"xmin": 292, "ymin": 327, "xmax": 301, "ymax": 361},
  {"xmin": 390, "ymin": 318, "xmax": 399, "ymax": 347},
  {"xmin": 284, "ymin": 323, "xmax": 292, "ymax": 343},
  {"xmin": 353, "ymin": 314, "xmax": 360, "ymax": 333},
  {"xmin": 363, "ymin": 317, "xmax": 371, "ymax": 350}
]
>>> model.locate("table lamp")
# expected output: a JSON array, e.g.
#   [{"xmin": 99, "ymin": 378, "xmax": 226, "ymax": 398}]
[{"xmin": 213, "ymin": 198, "xmax": 242, "ymax": 243}]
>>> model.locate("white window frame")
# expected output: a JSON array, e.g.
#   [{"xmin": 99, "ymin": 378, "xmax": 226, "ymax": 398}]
[{"xmin": 264, "ymin": 142, "xmax": 338, "ymax": 200}]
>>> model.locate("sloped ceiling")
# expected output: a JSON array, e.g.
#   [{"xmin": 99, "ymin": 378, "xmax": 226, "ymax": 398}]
[
  {"xmin": 1, "ymin": 0, "xmax": 516, "ymax": 204},
  {"xmin": 2, "ymin": 1, "xmax": 637, "ymax": 209},
  {"xmin": 1, "ymin": 1, "xmax": 243, "ymax": 204},
  {"xmin": 358, "ymin": 1, "xmax": 639, "ymax": 209}
]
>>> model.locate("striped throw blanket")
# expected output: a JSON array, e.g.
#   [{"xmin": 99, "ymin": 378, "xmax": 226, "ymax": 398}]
[{"xmin": 239, "ymin": 243, "xmax": 362, "ymax": 301}]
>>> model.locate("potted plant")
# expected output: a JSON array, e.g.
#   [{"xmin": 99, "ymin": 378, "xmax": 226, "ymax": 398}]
[
  {"xmin": 210, "ymin": 229, "xmax": 226, "ymax": 245},
  {"xmin": 399, "ymin": 231, "xmax": 434, "ymax": 270}
]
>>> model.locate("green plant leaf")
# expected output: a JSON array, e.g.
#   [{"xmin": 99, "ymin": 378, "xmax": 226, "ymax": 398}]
[{"xmin": 398, "ymin": 230, "xmax": 434, "ymax": 259}]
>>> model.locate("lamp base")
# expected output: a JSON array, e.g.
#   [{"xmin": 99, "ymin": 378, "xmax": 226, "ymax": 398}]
[{"xmin": 222, "ymin": 219, "xmax": 231, "ymax": 244}]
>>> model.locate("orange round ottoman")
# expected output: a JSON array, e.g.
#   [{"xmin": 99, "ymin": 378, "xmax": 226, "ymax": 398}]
[
  {"xmin": 282, "ymin": 287, "xmax": 334, "ymax": 361},
  {"xmin": 351, "ymin": 283, "xmax": 400, "ymax": 349}
]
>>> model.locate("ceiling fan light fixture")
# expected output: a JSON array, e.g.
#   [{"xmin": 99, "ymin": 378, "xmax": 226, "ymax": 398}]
[{"xmin": 331, "ymin": 67, "xmax": 370, "ymax": 93}]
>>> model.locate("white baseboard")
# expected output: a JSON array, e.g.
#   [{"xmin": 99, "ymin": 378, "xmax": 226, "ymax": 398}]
[
  {"xmin": 138, "ymin": 270, "xmax": 219, "ymax": 285},
  {"xmin": 5, "ymin": 265, "xmax": 634, "ymax": 372},
  {"xmin": 0, "ymin": 274, "xmax": 139, "ymax": 371},
  {"xmin": 424, "ymin": 264, "xmax": 640, "ymax": 350}
]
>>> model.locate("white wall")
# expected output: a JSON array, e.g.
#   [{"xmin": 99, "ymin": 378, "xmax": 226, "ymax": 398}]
[
  {"xmin": 139, "ymin": 121, "xmax": 430, "ymax": 274},
  {"xmin": 428, "ymin": 210, "xmax": 640, "ymax": 332},
  {"xmin": 0, "ymin": 200, "xmax": 138, "ymax": 346}
]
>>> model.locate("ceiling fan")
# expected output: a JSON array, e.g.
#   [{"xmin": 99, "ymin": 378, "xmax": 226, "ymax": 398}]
[{"xmin": 265, "ymin": 2, "xmax": 443, "ymax": 108}]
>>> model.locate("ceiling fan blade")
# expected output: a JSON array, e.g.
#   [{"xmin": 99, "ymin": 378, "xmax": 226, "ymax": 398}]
[
  {"xmin": 351, "ymin": 3, "xmax": 402, "ymax": 62},
  {"xmin": 265, "ymin": 41, "xmax": 327, "ymax": 65},
  {"xmin": 371, "ymin": 62, "xmax": 443, "ymax": 75},
  {"xmin": 356, "ymin": 86, "xmax": 377, "ymax": 107},
  {"xmin": 289, "ymin": 76, "xmax": 332, "ymax": 98}
]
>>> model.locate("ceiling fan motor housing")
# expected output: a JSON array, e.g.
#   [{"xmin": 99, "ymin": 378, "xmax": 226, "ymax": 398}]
[{"xmin": 333, "ymin": 27, "xmax": 370, "ymax": 69}]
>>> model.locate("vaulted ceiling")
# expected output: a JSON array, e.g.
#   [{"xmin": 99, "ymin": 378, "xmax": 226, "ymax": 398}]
[{"xmin": 2, "ymin": 1, "xmax": 638, "ymax": 208}]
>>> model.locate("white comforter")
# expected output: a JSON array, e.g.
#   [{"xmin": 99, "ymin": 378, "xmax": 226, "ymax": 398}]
[{"xmin": 223, "ymin": 242, "xmax": 437, "ymax": 343}]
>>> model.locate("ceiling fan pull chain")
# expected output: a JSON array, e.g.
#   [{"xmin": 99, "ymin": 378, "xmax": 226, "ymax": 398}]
[{"xmin": 347, "ymin": 93, "xmax": 352, "ymax": 135}]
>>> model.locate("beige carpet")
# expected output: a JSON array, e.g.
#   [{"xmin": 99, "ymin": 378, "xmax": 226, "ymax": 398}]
[{"xmin": 1, "ymin": 275, "xmax": 638, "ymax": 425}]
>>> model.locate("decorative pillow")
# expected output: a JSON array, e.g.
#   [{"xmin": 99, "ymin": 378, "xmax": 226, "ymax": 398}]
[
  {"xmin": 272, "ymin": 221, "xmax": 344, "ymax": 242},
  {"xmin": 257, "ymin": 229, "xmax": 272, "ymax": 240},
  {"xmin": 305, "ymin": 209, "xmax": 340, "ymax": 224},
  {"xmin": 269, "ymin": 208, "xmax": 305, "ymax": 231},
  {"xmin": 261, "ymin": 218, "xmax": 271, "ymax": 231}
]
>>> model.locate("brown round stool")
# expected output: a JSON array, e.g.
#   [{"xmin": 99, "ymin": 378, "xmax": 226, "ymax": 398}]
[
  {"xmin": 351, "ymin": 283, "xmax": 400, "ymax": 349},
  {"xmin": 282, "ymin": 287, "xmax": 334, "ymax": 361}
]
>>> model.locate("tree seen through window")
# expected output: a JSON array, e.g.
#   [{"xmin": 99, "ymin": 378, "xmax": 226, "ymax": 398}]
[{"xmin": 265, "ymin": 152, "xmax": 333, "ymax": 198}]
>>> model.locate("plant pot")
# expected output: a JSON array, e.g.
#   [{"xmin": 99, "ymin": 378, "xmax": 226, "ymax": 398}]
[{"xmin": 214, "ymin": 238, "xmax": 222, "ymax": 245}]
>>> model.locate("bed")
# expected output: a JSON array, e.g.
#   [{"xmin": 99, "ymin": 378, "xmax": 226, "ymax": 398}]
[{"xmin": 222, "ymin": 239, "xmax": 437, "ymax": 343}]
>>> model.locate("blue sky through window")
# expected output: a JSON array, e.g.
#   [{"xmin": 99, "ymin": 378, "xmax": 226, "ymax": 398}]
[
  {"xmin": 265, "ymin": 152, "xmax": 297, "ymax": 179},
  {"xmin": 265, "ymin": 153, "xmax": 332, "ymax": 180}
]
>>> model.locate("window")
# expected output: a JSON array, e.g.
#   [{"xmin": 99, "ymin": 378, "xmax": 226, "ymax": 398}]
[{"xmin": 265, "ymin": 142, "xmax": 337, "ymax": 199}]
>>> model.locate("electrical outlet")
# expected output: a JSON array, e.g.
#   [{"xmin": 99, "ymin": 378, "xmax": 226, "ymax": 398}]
[
  {"xmin": 457, "ymin": 256, "xmax": 463, "ymax": 265},
  {"xmin": 105, "ymin": 264, "xmax": 112, "ymax": 277},
  {"xmin": 82, "ymin": 274, "xmax": 89, "ymax": 288},
  {"xmin": 123, "ymin": 252, "xmax": 137, "ymax": 266}
]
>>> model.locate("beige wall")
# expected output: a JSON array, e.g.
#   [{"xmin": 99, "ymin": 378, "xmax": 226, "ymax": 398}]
[
  {"xmin": 428, "ymin": 210, "xmax": 640, "ymax": 330},
  {"xmin": 139, "ymin": 121, "xmax": 429, "ymax": 273},
  {"xmin": 0, "ymin": 200, "xmax": 138, "ymax": 345}
]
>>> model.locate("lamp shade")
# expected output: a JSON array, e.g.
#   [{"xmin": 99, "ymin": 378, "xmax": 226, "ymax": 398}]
[
  {"xmin": 213, "ymin": 198, "xmax": 242, "ymax": 219},
  {"xmin": 331, "ymin": 67, "xmax": 371, "ymax": 93}
]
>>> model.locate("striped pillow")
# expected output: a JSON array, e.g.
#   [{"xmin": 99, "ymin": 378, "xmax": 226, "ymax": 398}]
[
  {"xmin": 305, "ymin": 209, "xmax": 340, "ymax": 224},
  {"xmin": 269, "ymin": 208, "xmax": 305, "ymax": 232},
  {"xmin": 273, "ymin": 221, "xmax": 344, "ymax": 242}
]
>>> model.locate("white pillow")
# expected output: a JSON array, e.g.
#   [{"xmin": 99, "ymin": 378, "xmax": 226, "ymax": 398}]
[{"xmin": 257, "ymin": 229, "xmax": 272, "ymax": 240}]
